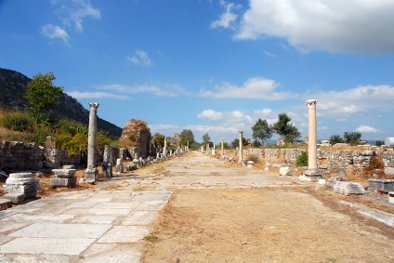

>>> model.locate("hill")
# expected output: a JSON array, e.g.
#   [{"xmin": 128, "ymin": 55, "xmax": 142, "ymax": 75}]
[{"xmin": 0, "ymin": 68, "xmax": 122, "ymax": 138}]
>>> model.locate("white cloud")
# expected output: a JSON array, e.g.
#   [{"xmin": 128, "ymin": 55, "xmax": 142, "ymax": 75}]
[
  {"xmin": 41, "ymin": 24, "xmax": 70, "ymax": 44},
  {"xmin": 211, "ymin": 0, "xmax": 239, "ymax": 29},
  {"xmin": 198, "ymin": 109, "xmax": 224, "ymax": 120},
  {"xmin": 234, "ymin": 0, "xmax": 394, "ymax": 53},
  {"xmin": 357, "ymin": 125, "xmax": 379, "ymax": 133},
  {"xmin": 54, "ymin": 0, "xmax": 101, "ymax": 32},
  {"xmin": 67, "ymin": 91, "xmax": 128, "ymax": 100},
  {"xmin": 264, "ymin": 51, "xmax": 276, "ymax": 58},
  {"xmin": 199, "ymin": 77, "xmax": 294, "ymax": 100},
  {"xmin": 97, "ymin": 83, "xmax": 187, "ymax": 97},
  {"xmin": 305, "ymin": 85, "xmax": 394, "ymax": 118},
  {"xmin": 127, "ymin": 50, "xmax": 152, "ymax": 67}
]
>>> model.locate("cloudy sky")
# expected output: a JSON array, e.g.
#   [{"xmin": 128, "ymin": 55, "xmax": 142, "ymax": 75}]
[{"xmin": 1, "ymin": 0, "xmax": 394, "ymax": 143}]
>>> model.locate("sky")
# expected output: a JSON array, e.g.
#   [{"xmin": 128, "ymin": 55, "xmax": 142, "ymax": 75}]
[{"xmin": 1, "ymin": 0, "xmax": 394, "ymax": 143}]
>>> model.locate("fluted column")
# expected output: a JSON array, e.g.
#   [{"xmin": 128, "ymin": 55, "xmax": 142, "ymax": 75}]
[{"xmin": 85, "ymin": 102, "xmax": 99, "ymax": 184}]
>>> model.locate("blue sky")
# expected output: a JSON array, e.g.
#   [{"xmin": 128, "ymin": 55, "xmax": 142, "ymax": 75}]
[{"xmin": 1, "ymin": 0, "xmax": 394, "ymax": 143}]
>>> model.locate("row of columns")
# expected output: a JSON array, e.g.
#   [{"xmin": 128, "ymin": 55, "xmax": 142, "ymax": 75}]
[{"xmin": 85, "ymin": 99, "xmax": 320, "ymax": 183}]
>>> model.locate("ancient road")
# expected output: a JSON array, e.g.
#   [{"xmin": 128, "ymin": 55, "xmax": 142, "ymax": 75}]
[{"xmin": 0, "ymin": 152, "xmax": 393, "ymax": 262}]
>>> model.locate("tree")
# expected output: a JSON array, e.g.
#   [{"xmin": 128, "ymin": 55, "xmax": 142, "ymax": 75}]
[
  {"xmin": 25, "ymin": 72, "xmax": 63, "ymax": 121},
  {"xmin": 272, "ymin": 113, "xmax": 301, "ymax": 143},
  {"xmin": 231, "ymin": 137, "xmax": 247, "ymax": 148},
  {"xmin": 202, "ymin": 133, "xmax": 211, "ymax": 144},
  {"xmin": 252, "ymin": 118, "xmax": 273, "ymax": 145},
  {"xmin": 344, "ymin": 132, "xmax": 362, "ymax": 145},
  {"xmin": 180, "ymin": 129, "xmax": 195, "ymax": 145},
  {"xmin": 329, "ymin": 134, "xmax": 344, "ymax": 145},
  {"xmin": 152, "ymin": 133, "xmax": 165, "ymax": 150}
]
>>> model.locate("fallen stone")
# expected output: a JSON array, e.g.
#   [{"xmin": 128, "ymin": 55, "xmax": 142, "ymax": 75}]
[
  {"xmin": 358, "ymin": 210, "xmax": 394, "ymax": 227},
  {"xmin": 0, "ymin": 171, "xmax": 8, "ymax": 181},
  {"xmin": 368, "ymin": 178, "xmax": 394, "ymax": 193},
  {"xmin": 279, "ymin": 166, "xmax": 291, "ymax": 176},
  {"xmin": 389, "ymin": 192, "xmax": 394, "ymax": 204},
  {"xmin": 326, "ymin": 177, "xmax": 346, "ymax": 188},
  {"xmin": 3, "ymin": 193, "xmax": 25, "ymax": 204},
  {"xmin": 247, "ymin": 161, "xmax": 255, "ymax": 168},
  {"xmin": 50, "ymin": 177, "xmax": 77, "ymax": 188},
  {"xmin": 63, "ymin": 165, "xmax": 76, "ymax": 169},
  {"xmin": 52, "ymin": 169, "xmax": 77, "ymax": 178},
  {"xmin": 333, "ymin": 181, "xmax": 365, "ymax": 195}
]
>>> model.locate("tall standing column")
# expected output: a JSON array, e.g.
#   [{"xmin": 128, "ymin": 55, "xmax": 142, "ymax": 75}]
[
  {"xmin": 163, "ymin": 137, "xmax": 167, "ymax": 157},
  {"xmin": 212, "ymin": 142, "xmax": 216, "ymax": 156},
  {"xmin": 221, "ymin": 138, "xmax": 224, "ymax": 158},
  {"xmin": 85, "ymin": 102, "xmax": 99, "ymax": 184},
  {"xmin": 238, "ymin": 131, "xmax": 243, "ymax": 164},
  {"xmin": 304, "ymin": 100, "xmax": 321, "ymax": 180}
]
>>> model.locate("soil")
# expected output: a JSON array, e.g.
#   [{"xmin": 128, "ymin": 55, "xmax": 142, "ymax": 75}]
[{"xmin": 142, "ymin": 188, "xmax": 394, "ymax": 263}]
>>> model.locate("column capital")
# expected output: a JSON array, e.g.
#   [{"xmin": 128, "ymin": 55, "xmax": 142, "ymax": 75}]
[
  {"xmin": 305, "ymin": 99, "xmax": 317, "ymax": 107},
  {"xmin": 88, "ymin": 102, "xmax": 100, "ymax": 110},
  {"xmin": 238, "ymin": 130, "xmax": 243, "ymax": 135}
]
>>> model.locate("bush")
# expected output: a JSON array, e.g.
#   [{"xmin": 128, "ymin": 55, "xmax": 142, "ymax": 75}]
[
  {"xmin": 296, "ymin": 151, "xmax": 308, "ymax": 167},
  {"xmin": 1, "ymin": 112, "xmax": 35, "ymax": 132}
]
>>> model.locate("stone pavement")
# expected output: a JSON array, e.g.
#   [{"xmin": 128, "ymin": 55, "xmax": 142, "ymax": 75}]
[
  {"xmin": 0, "ymin": 189, "xmax": 172, "ymax": 262},
  {"xmin": 0, "ymin": 152, "xmax": 296, "ymax": 262}
]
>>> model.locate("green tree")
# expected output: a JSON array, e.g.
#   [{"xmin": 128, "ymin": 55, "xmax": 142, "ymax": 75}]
[
  {"xmin": 202, "ymin": 133, "xmax": 211, "ymax": 143},
  {"xmin": 231, "ymin": 137, "xmax": 247, "ymax": 148},
  {"xmin": 329, "ymin": 134, "xmax": 344, "ymax": 145},
  {"xmin": 25, "ymin": 72, "xmax": 63, "ymax": 122},
  {"xmin": 272, "ymin": 113, "xmax": 301, "ymax": 143},
  {"xmin": 152, "ymin": 133, "xmax": 165, "ymax": 149},
  {"xmin": 252, "ymin": 118, "xmax": 272, "ymax": 145},
  {"xmin": 344, "ymin": 132, "xmax": 362, "ymax": 145},
  {"xmin": 180, "ymin": 129, "xmax": 195, "ymax": 145},
  {"xmin": 376, "ymin": 140, "xmax": 384, "ymax": 147}
]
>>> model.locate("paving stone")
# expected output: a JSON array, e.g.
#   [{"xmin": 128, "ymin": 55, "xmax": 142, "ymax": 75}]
[
  {"xmin": 98, "ymin": 226, "xmax": 149, "ymax": 243},
  {"xmin": 0, "ymin": 222, "xmax": 29, "ymax": 234},
  {"xmin": 0, "ymin": 236, "xmax": 13, "ymax": 245},
  {"xmin": 80, "ymin": 243, "xmax": 117, "ymax": 258},
  {"xmin": 358, "ymin": 210, "xmax": 394, "ymax": 227},
  {"xmin": 82, "ymin": 246, "xmax": 141, "ymax": 263},
  {"xmin": 93, "ymin": 201, "xmax": 142, "ymax": 210},
  {"xmin": 66, "ymin": 201, "xmax": 100, "ymax": 209},
  {"xmin": 1, "ymin": 254, "xmax": 71, "ymax": 263},
  {"xmin": 63, "ymin": 208, "xmax": 133, "ymax": 216},
  {"xmin": 122, "ymin": 211, "xmax": 158, "ymax": 226},
  {"xmin": 10, "ymin": 223, "xmax": 111, "ymax": 239},
  {"xmin": 71, "ymin": 215, "xmax": 117, "ymax": 224},
  {"xmin": 136, "ymin": 200, "xmax": 168, "ymax": 210},
  {"xmin": 2, "ymin": 214, "xmax": 74, "ymax": 223},
  {"xmin": 0, "ymin": 237, "xmax": 94, "ymax": 255}
]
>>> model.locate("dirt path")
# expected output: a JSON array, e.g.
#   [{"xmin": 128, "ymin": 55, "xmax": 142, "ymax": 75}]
[{"xmin": 138, "ymin": 152, "xmax": 394, "ymax": 263}]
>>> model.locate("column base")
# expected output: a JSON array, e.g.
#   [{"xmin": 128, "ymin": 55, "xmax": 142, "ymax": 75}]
[
  {"xmin": 299, "ymin": 169, "xmax": 323, "ymax": 182},
  {"xmin": 84, "ymin": 168, "xmax": 98, "ymax": 184}
]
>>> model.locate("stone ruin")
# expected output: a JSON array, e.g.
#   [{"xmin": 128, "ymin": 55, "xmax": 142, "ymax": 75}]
[{"xmin": 120, "ymin": 119, "xmax": 152, "ymax": 158}]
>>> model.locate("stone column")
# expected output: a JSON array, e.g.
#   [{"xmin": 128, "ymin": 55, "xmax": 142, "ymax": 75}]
[
  {"xmin": 212, "ymin": 143, "xmax": 216, "ymax": 156},
  {"xmin": 84, "ymin": 102, "xmax": 99, "ymax": 184},
  {"xmin": 238, "ymin": 131, "xmax": 243, "ymax": 164},
  {"xmin": 187, "ymin": 140, "xmax": 189, "ymax": 151},
  {"xmin": 221, "ymin": 138, "xmax": 224, "ymax": 158},
  {"xmin": 163, "ymin": 137, "xmax": 167, "ymax": 157},
  {"xmin": 304, "ymin": 99, "xmax": 321, "ymax": 180}
]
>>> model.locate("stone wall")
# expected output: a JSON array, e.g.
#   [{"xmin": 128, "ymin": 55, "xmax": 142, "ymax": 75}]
[
  {"xmin": 223, "ymin": 145, "xmax": 394, "ymax": 177},
  {"xmin": 0, "ymin": 141, "xmax": 44, "ymax": 171}
]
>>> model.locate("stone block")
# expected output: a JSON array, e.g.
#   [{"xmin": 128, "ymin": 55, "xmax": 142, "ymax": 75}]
[
  {"xmin": 368, "ymin": 178, "xmax": 394, "ymax": 193},
  {"xmin": 333, "ymin": 181, "xmax": 365, "ymax": 195},
  {"xmin": 50, "ymin": 177, "xmax": 77, "ymax": 188},
  {"xmin": 279, "ymin": 166, "xmax": 291, "ymax": 176},
  {"xmin": 52, "ymin": 169, "xmax": 77, "ymax": 178},
  {"xmin": 326, "ymin": 177, "xmax": 346, "ymax": 188},
  {"xmin": 247, "ymin": 161, "xmax": 255, "ymax": 168},
  {"xmin": 3, "ymin": 193, "xmax": 25, "ymax": 204},
  {"xmin": 84, "ymin": 168, "xmax": 97, "ymax": 184},
  {"xmin": 388, "ymin": 192, "xmax": 394, "ymax": 204},
  {"xmin": 0, "ymin": 199, "xmax": 12, "ymax": 210},
  {"xmin": 63, "ymin": 164, "xmax": 76, "ymax": 169}
]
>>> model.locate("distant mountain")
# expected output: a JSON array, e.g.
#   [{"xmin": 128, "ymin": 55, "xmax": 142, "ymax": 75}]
[{"xmin": 0, "ymin": 68, "xmax": 122, "ymax": 138}]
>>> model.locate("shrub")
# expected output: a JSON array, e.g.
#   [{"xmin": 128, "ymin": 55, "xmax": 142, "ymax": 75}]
[
  {"xmin": 247, "ymin": 154, "xmax": 260, "ymax": 163},
  {"xmin": 1, "ymin": 112, "xmax": 35, "ymax": 132},
  {"xmin": 296, "ymin": 151, "xmax": 308, "ymax": 167}
]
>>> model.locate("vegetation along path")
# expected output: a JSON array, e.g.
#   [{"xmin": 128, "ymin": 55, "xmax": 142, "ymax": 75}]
[{"xmin": 0, "ymin": 151, "xmax": 394, "ymax": 262}]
